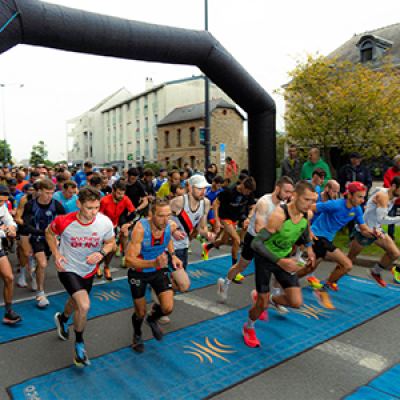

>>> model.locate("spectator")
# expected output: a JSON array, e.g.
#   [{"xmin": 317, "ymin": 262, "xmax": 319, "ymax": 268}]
[
  {"xmin": 300, "ymin": 147, "xmax": 331, "ymax": 189},
  {"xmin": 183, "ymin": 162, "xmax": 193, "ymax": 178},
  {"xmin": 280, "ymin": 144, "xmax": 303, "ymax": 183},
  {"xmin": 205, "ymin": 163, "xmax": 218, "ymax": 184},
  {"xmin": 384, "ymin": 154, "xmax": 400, "ymax": 240},
  {"xmin": 225, "ymin": 156, "xmax": 238, "ymax": 180}
]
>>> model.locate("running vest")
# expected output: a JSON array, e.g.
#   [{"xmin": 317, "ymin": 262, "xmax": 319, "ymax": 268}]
[
  {"xmin": 154, "ymin": 177, "xmax": 166, "ymax": 192},
  {"xmin": 263, "ymin": 204, "xmax": 308, "ymax": 259},
  {"xmin": 137, "ymin": 218, "xmax": 172, "ymax": 273},
  {"xmin": 31, "ymin": 198, "xmax": 57, "ymax": 239},
  {"xmin": 247, "ymin": 194, "xmax": 277, "ymax": 237},
  {"xmin": 171, "ymin": 194, "xmax": 205, "ymax": 250}
]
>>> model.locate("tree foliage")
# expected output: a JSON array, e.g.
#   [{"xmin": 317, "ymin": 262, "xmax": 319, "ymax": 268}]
[
  {"xmin": 30, "ymin": 141, "xmax": 48, "ymax": 166},
  {"xmin": 276, "ymin": 53, "xmax": 400, "ymax": 168},
  {"xmin": 0, "ymin": 140, "xmax": 12, "ymax": 165}
]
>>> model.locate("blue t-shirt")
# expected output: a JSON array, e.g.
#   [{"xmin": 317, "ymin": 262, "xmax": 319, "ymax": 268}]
[
  {"xmin": 311, "ymin": 198, "xmax": 365, "ymax": 242},
  {"xmin": 75, "ymin": 170, "xmax": 87, "ymax": 187},
  {"xmin": 206, "ymin": 186, "xmax": 223, "ymax": 220},
  {"xmin": 307, "ymin": 180, "xmax": 322, "ymax": 195},
  {"xmin": 14, "ymin": 193, "xmax": 25, "ymax": 207},
  {"xmin": 52, "ymin": 191, "xmax": 79, "ymax": 214},
  {"xmin": 310, "ymin": 191, "xmax": 322, "ymax": 225}
]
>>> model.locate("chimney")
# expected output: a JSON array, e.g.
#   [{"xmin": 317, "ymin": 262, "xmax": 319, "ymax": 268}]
[{"xmin": 145, "ymin": 77, "xmax": 154, "ymax": 90}]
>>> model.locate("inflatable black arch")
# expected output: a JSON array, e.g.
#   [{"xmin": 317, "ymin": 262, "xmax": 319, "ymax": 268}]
[{"xmin": 0, "ymin": 0, "xmax": 276, "ymax": 195}]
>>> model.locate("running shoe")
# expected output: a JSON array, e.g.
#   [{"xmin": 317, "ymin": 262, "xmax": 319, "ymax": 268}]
[
  {"xmin": 367, "ymin": 269, "xmax": 387, "ymax": 288},
  {"xmin": 233, "ymin": 273, "xmax": 244, "ymax": 284},
  {"xmin": 188, "ymin": 247, "xmax": 192, "ymax": 255},
  {"xmin": 307, "ymin": 276, "xmax": 323, "ymax": 290},
  {"xmin": 243, "ymin": 323, "xmax": 260, "ymax": 348},
  {"xmin": 54, "ymin": 312, "xmax": 69, "ymax": 340},
  {"xmin": 392, "ymin": 266, "xmax": 400, "ymax": 285},
  {"xmin": 17, "ymin": 268, "xmax": 27, "ymax": 288},
  {"xmin": 132, "ymin": 335, "xmax": 145, "ymax": 353},
  {"xmin": 146, "ymin": 312, "xmax": 164, "ymax": 340},
  {"xmin": 121, "ymin": 256, "xmax": 126, "ymax": 268},
  {"xmin": 158, "ymin": 315, "xmax": 171, "ymax": 324},
  {"xmin": 74, "ymin": 342, "xmax": 90, "ymax": 367},
  {"xmin": 251, "ymin": 290, "xmax": 268, "ymax": 322},
  {"xmin": 313, "ymin": 290, "xmax": 335, "ymax": 310},
  {"xmin": 269, "ymin": 296, "xmax": 290, "ymax": 315},
  {"xmin": 325, "ymin": 281, "xmax": 339, "ymax": 291},
  {"xmin": 103, "ymin": 267, "xmax": 113, "ymax": 282},
  {"xmin": 202, "ymin": 243, "xmax": 210, "ymax": 261},
  {"xmin": 96, "ymin": 266, "xmax": 103, "ymax": 279},
  {"xmin": 36, "ymin": 291, "xmax": 49, "ymax": 308},
  {"xmin": 297, "ymin": 256, "xmax": 307, "ymax": 266},
  {"xmin": 217, "ymin": 277, "xmax": 228, "ymax": 301},
  {"xmin": 3, "ymin": 310, "xmax": 22, "ymax": 324}
]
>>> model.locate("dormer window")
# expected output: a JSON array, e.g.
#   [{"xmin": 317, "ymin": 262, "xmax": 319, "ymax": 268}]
[
  {"xmin": 360, "ymin": 41, "xmax": 373, "ymax": 62},
  {"xmin": 356, "ymin": 34, "xmax": 393, "ymax": 64}
]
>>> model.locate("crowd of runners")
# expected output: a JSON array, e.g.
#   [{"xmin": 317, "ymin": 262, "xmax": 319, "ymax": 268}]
[{"xmin": 0, "ymin": 155, "xmax": 400, "ymax": 366}]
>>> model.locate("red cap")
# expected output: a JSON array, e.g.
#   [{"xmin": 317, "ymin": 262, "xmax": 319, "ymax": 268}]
[{"xmin": 343, "ymin": 181, "xmax": 367, "ymax": 196}]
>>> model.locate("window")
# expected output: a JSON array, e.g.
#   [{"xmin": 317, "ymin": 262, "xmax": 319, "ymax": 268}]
[
  {"xmin": 153, "ymin": 115, "xmax": 158, "ymax": 135},
  {"xmin": 177, "ymin": 129, "xmax": 181, "ymax": 147},
  {"xmin": 361, "ymin": 41, "xmax": 373, "ymax": 63},
  {"xmin": 165, "ymin": 131, "xmax": 169, "ymax": 148},
  {"xmin": 190, "ymin": 127, "xmax": 195, "ymax": 145},
  {"xmin": 190, "ymin": 156, "xmax": 195, "ymax": 169}
]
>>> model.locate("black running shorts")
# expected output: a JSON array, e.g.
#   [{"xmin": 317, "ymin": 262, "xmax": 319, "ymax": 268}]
[
  {"xmin": 312, "ymin": 236, "xmax": 337, "ymax": 260},
  {"xmin": 168, "ymin": 248, "xmax": 188, "ymax": 272},
  {"xmin": 254, "ymin": 254, "xmax": 299, "ymax": 294},
  {"xmin": 128, "ymin": 268, "xmax": 172, "ymax": 300},
  {"xmin": 241, "ymin": 232, "xmax": 255, "ymax": 261},
  {"xmin": 58, "ymin": 271, "xmax": 94, "ymax": 296},
  {"xmin": 30, "ymin": 238, "xmax": 52, "ymax": 259}
]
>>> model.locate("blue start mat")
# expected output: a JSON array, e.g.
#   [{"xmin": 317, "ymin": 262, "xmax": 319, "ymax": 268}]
[
  {"xmin": 344, "ymin": 386, "xmax": 400, "ymax": 399},
  {"xmin": 9, "ymin": 275, "xmax": 400, "ymax": 400},
  {"xmin": 0, "ymin": 255, "xmax": 253, "ymax": 344}
]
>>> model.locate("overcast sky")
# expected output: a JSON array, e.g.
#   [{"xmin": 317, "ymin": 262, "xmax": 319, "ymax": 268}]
[{"xmin": 1, "ymin": 0, "xmax": 399, "ymax": 163}]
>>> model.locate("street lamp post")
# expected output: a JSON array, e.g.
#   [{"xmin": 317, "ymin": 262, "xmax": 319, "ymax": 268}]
[
  {"xmin": 0, "ymin": 83, "xmax": 24, "ymax": 165},
  {"xmin": 204, "ymin": 0, "xmax": 211, "ymax": 171}
]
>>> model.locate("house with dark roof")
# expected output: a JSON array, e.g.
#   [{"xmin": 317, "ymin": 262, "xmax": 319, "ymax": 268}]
[{"xmin": 157, "ymin": 98, "xmax": 246, "ymax": 172}]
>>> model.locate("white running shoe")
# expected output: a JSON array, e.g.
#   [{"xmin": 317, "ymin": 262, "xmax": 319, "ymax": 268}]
[
  {"xmin": 158, "ymin": 315, "xmax": 171, "ymax": 324},
  {"xmin": 17, "ymin": 268, "xmax": 27, "ymax": 288},
  {"xmin": 36, "ymin": 291, "xmax": 49, "ymax": 308},
  {"xmin": 217, "ymin": 277, "xmax": 228, "ymax": 301},
  {"xmin": 269, "ymin": 296, "xmax": 290, "ymax": 315}
]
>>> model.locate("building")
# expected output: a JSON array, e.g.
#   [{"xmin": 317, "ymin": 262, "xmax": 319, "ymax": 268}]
[
  {"xmin": 67, "ymin": 88, "xmax": 132, "ymax": 167},
  {"xmin": 157, "ymin": 98, "xmax": 246, "ymax": 173},
  {"xmin": 101, "ymin": 75, "xmax": 235, "ymax": 169}
]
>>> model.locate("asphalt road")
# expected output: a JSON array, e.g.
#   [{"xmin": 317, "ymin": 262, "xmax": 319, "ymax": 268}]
[{"xmin": 0, "ymin": 240, "xmax": 399, "ymax": 400}]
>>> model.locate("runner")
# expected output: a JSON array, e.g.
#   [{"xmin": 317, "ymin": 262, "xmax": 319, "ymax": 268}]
[
  {"xmin": 98, "ymin": 180, "xmax": 136, "ymax": 277},
  {"xmin": 310, "ymin": 181, "xmax": 384, "ymax": 309},
  {"xmin": 46, "ymin": 186, "xmax": 115, "ymax": 367},
  {"xmin": 23, "ymin": 179, "xmax": 66, "ymax": 307},
  {"xmin": 243, "ymin": 181, "xmax": 316, "ymax": 347},
  {"xmin": 346, "ymin": 176, "xmax": 400, "ymax": 287},
  {"xmin": 124, "ymin": 197, "xmax": 183, "ymax": 353},
  {"xmin": 0, "ymin": 185, "xmax": 21, "ymax": 324},
  {"xmin": 205, "ymin": 175, "xmax": 224, "ymax": 234},
  {"xmin": 203, "ymin": 177, "xmax": 256, "ymax": 283},
  {"xmin": 217, "ymin": 176, "xmax": 294, "ymax": 306},
  {"xmin": 156, "ymin": 170, "xmax": 181, "ymax": 198},
  {"xmin": 153, "ymin": 168, "xmax": 168, "ymax": 193},
  {"xmin": 52, "ymin": 180, "xmax": 79, "ymax": 214}
]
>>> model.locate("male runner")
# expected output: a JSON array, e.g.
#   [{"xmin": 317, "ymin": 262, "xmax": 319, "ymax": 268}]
[
  {"xmin": 203, "ymin": 177, "xmax": 256, "ymax": 283},
  {"xmin": 310, "ymin": 181, "xmax": 383, "ymax": 309},
  {"xmin": 243, "ymin": 181, "xmax": 316, "ymax": 347},
  {"xmin": 52, "ymin": 180, "xmax": 79, "ymax": 214},
  {"xmin": 125, "ymin": 197, "xmax": 182, "ymax": 353},
  {"xmin": 205, "ymin": 175, "xmax": 224, "ymax": 233},
  {"xmin": 23, "ymin": 179, "xmax": 65, "ymax": 307},
  {"xmin": 98, "ymin": 180, "xmax": 136, "ymax": 277},
  {"xmin": 217, "ymin": 176, "xmax": 294, "ymax": 305},
  {"xmin": 0, "ymin": 185, "xmax": 21, "ymax": 324},
  {"xmin": 46, "ymin": 187, "xmax": 114, "ymax": 367},
  {"xmin": 346, "ymin": 176, "xmax": 400, "ymax": 287}
]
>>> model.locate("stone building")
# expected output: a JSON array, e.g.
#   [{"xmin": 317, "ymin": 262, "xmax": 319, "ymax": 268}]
[{"xmin": 157, "ymin": 98, "xmax": 246, "ymax": 173}]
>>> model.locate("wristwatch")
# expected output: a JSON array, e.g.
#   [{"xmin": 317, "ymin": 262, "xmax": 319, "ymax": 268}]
[
  {"xmin": 99, "ymin": 249, "xmax": 106, "ymax": 257},
  {"xmin": 170, "ymin": 251, "xmax": 177, "ymax": 256}
]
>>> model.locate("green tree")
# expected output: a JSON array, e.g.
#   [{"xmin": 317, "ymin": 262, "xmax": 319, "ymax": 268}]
[
  {"xmin": 0, "ymin": 140, "xmax": 12, "ymax": 166},
  {"xmin": 30, "ymin": 141, "xmax": 48, "ymax": 166},
  {"xmin": 276, "ymin": 131, "xmax": 285, "ymax": 168},
  {"xmin": 275, "ymin": 53, "xmax": 400, "ymax": 172}
]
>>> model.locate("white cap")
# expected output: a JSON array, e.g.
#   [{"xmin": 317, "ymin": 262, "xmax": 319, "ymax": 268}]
[{"xmin": 189, "ymin": 175, "xmax": 210, "ymax": 188}]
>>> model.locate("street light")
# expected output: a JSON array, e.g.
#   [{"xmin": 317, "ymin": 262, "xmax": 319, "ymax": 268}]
[{"xmin": 0, "ymin": 83, "xmax": 24, "ymax": 165}]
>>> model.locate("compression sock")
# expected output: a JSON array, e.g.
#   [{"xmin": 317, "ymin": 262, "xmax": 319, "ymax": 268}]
[
  {"xmin": 60, "ymin": 312, "xmax": 69, "ymax": 324},
  {"xmin": 75, "ymin": 330, "xmax": 84, "ymax": 343},
  {"xmin": 206, "ymin": 243, "xmax": 214, "ymax": 251},
  {"xmin": 132, "ymin": 313, "xmax": 143, "ymax": 337},
  {"xmin": 147, "ymin": 304, "xmax": 164, "ymax": 322},
  {"xmin": 246, "ymin": 318, "xmax": 256, "ymax": 330},
  {"xmin": 232, "ymin": 257, "xmax": 237, "ymax": 266},
  {"xmin": 5, "ymin": 302, "xmax": 12, "ymax": 313}
]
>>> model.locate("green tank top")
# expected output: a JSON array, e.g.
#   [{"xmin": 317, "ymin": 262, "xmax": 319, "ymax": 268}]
[{"xmin": 264, "ymin": 204, "xmax": 308, "ymax": 258}]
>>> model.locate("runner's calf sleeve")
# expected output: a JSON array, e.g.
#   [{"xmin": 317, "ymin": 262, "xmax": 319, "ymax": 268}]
[
  {"xmin": 147, "ymin": 304, "xmax": 164, "ymax": 322},
  {"xmin": 132, "ymin": 313, "xmax": 144, "ymax": 336},
  {"xmin": 251, "ymin": 228, "xmax": 280, "ymax": 264}
]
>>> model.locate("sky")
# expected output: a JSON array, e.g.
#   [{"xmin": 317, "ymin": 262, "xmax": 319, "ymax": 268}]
[{"xmin": 1, "ymin": 0, "xmax": 400, "ymax": 163}]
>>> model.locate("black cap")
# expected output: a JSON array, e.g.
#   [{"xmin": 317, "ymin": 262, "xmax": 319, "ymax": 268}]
[
  {"xmin": 7, "ymin": 178, "xmax": 17, "ymax": 185},
  {"xmin": 0, "ymin": 184, "xmax": 9, "ymax": 196},
  {"xmin": 349, "ymin": 152, "xmax": 363, "ymax": 159}
]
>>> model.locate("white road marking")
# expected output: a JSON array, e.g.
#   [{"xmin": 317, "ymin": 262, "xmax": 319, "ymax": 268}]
[
  {"xmin": 315, "ymin": 340, "xmax": 388, "ymax": 372},
  {"xmin": 175, "ymin": 293, "xmax": 236, "ymax": 315}
]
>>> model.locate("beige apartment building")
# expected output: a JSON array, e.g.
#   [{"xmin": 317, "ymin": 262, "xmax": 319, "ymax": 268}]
[{"xmin": 101, "ymin": 75, "xmax": 234, "ymax": 168}]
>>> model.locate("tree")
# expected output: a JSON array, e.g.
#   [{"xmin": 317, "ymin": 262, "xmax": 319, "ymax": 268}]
[
  {"xmin": 30, "ymin": 141, "xmax": 48, "ymax": 166},
  {"xmin": 0, "ymin": 140, "xmax": 12, "ymax": 166},
  {"xmin": 276, "ymin": 54, "xmax": 400, "ymax": 172},
  {"xmin": 276, "ymin": 131, "xmax": 285, "ymax": 168}
]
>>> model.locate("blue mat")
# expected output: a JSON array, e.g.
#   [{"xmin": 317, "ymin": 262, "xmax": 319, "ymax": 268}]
[
  {"xmin": 345, "ymin": 387, "xmax": 400, "ymax": 399},
  {"xmin": 0, "ymin": 255, "xmax": 253, "ymax": 344},
  {"xmin": 9, "ymin": 275, "xmax": 400, "ymax": 400}
]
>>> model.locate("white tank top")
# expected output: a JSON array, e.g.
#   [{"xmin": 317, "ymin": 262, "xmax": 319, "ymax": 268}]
[
  {"xmin": 171, "ymin": 194, "xmax": 205, "ymax": 250},
  {"xmin": 357, "ymin": 187, "xmax": 394, "ymax": 231},
  {"xmin": 247, "ymin": 194, "xmax": 277, "ymax": 237}
]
